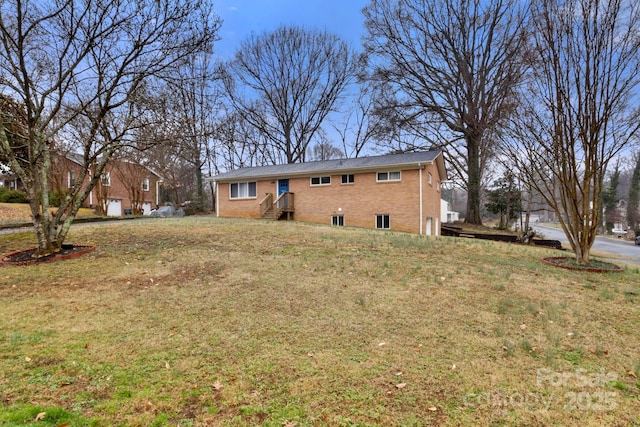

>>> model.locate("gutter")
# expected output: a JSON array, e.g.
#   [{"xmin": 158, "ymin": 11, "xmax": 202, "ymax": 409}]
[{"xmin": 208, "ymin": 160, "xmax": 437, "ymax": 183}]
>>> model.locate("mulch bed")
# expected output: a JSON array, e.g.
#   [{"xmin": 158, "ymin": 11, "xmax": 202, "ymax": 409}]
[
  {"xmin": 1, "ymin": 245, "xmax": 95, "ymax": 266},
  {"xmin": 541, "ymin": 256, "xmax": 623, "ymax": 273},
  {"xmin": 441, "ymin": 225, "xmax": 563, "ymax": 249}
]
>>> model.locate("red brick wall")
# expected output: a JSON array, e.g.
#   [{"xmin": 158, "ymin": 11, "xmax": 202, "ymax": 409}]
[
  {"xmin": 97, "ymin": 164, "xmax": 160, "ymax": 214},
  {"xmin": 217, "ymin": 163, "xmax": 442, "ymax": 235},
  {"xmin": 49, "ymin": 157, "xmax": 160, "ymax": 215}
]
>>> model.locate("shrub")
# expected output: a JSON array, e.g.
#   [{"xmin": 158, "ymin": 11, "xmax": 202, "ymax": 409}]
[
  {"xmin": 181, "ymin": 197, "xmax": 207, "ymax": 216},
  {"xmin": 48, "ymin": 190, "xmax": 65, "ymax": 207},
  {"xmin": 0, "ymin": 187, "xmax": 28, "ymax": 203}
]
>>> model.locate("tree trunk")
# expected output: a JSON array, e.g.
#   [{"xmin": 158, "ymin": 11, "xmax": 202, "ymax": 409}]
[
  {"xmin": 195, "ymin": 165, "xmax": 204, "ymax": 209},
  {"xmin": 465, "ymin": 138, "xmax": 483, "ymax": 225},
  {"xmin": 30, "ymin": 145, "xmax": 62, "ymax": 257}
]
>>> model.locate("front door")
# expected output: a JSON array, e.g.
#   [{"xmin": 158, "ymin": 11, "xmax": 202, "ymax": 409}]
[
  {"xmin": 278, "ymin": 179, "xmax": 289, "ymax": 196},
  {"xmin": 277, "ymin": 179, "xmax": 290, "ymax": 211}
]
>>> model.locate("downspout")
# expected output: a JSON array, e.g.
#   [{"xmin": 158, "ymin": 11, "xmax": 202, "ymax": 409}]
[
  {"xmin": 88, "ymin": 170, "xmax": 93, "ymax": 207},
  {"xmin": 419, "ymin": 164, "xmax": 423, "ymax": 235},
  {"xmin": 215, "ymin": 181, "xmax": 219, "ymax": 217}
]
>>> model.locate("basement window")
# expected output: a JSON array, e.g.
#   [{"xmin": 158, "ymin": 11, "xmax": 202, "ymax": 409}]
[
  {"xmin": 376, "ymin": 214, "xmax": 390, "ymax": 229},
  {"xmin": 332, "ymin": 215, "xmax": 344, "ymax": 226}
]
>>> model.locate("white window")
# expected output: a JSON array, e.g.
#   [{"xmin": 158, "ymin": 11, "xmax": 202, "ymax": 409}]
[
  {"xmin": 230, "ymin": 182, "xmax": 257, "ymax": 199},
  {"xmin": 341, "ymin": 174, "xmax": 354, "ymax": 184},
  {"xmin": 67, "ymin": 171, "xmax": 76, "ymax": 188},
  {"xmin": 101, "ymin": 172, "xmax": 111, "ymax": 187},
  {"xmin": 142, "ymin": 178, "xmax": 150, "ymax": 192},
  {"xmin": 376, "ymin": 214, "xmax": 390, "ymax": 229},
  {"xmin": 428, "ymin": 172, "xmax": 433, "ymax": 185},
  {"xmin": 311, "ymin": 176, "xmax": 331, "ymax": 186},
  {"xmin": 376, "ymin": 171, "xmax": 401, "ymax": 182},
  {"xmin": 332, "ymin": 215, "xmax": 344, "ymax": 226}
]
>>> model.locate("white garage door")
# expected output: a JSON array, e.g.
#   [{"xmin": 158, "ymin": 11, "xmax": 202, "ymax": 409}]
[{"xmin": 107, "ymin": 199, "xmax": 122, "ymax": 217}]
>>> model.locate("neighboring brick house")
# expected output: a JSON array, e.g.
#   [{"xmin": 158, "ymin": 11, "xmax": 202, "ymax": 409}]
[
  {"xmin": 210, "ymin": 150, "xmax": 447, "ymax": 235},
  {"xmin": 0, "ymin": 170, "xmax": 22, "ymax": 190},
  {"xmin": 50, "ymin": 153, "xmax": 162, "ymax": 216}
]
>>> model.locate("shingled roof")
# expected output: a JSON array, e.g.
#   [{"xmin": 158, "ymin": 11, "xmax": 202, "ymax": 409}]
[{"xmin": 211, "ymin": 150, "xmax": 446, "ymax": 181}]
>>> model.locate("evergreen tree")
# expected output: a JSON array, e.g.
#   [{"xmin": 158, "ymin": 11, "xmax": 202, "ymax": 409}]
[
  {"xmin": 627, "ymin": 154, "xmax": 640, "ymax": 231},
  {"xmin": 485, "ymin": 172, "xmax": 522, "ymax": 230},
  {"xmin": 602, "ymin": 163, "xmax": 620, "ymax": 232}
]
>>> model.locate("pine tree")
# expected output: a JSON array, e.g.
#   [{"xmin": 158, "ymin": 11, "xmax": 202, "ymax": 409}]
[
  {"xmin": 602, "ymin": 163, "xmax": 620, "ymax": 232},
  {"xmin": 627, "ymin": 154, "xmax": 640, "ymax": 232}
]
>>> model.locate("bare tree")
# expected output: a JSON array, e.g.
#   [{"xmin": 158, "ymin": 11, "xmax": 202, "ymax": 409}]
[
  {"xmin": 504, "ymin": 0, "xmax": 640, "ymax": 264},
  {"xmin": 138, "ymin": 92, "xmax": 192, "ymax": 207},
  {"xmin": 94, "ymin": 168, "xmax": 112, "ymax": 216},
  {"xmin": 212, "ymin": 110, "xmax": 277, "ymax": 170},
  {"xmin": 331, "ymin": 82, "xmax": 384, "ymax": 158},
  {"xmin": 220, "ymin": 25, "xmax": 356, "ymax": 164},
  {"xmin": 307, "ymin": 129, "xmax": 344, "ymax": 161},
  {"xmin": 166, "ymin": 53, "xmax": 219, "ymax": 211},
  {"xmin": 0, "ymin": 0, "xmax": 219, "ymax": 256},
  {"xmin": 363, "ymin": 0, "xmax": 529, "ymax": 224}
]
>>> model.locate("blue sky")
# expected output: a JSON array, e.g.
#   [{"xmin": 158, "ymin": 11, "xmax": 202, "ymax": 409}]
[{"xmin": 213, "ymin": 0, "xmax": 369, "ymax": 58}]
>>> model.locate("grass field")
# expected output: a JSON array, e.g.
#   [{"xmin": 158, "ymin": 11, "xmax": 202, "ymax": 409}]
[
  {"xmin": 1, "ymin": 217, "xmax": 639, "ymax": 426},
  {"xmin": 0, "ymin": 203, "xmax": 98, "ymax": 226}
]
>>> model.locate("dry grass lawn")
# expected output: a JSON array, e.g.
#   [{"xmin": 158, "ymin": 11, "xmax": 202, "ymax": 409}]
[
  {"xmin": 1, "ymin": 217, "xmax": 639, "ymax": 426},
  {"xmin": 0, "ymin": 203, "xmax": 98, "ymax": 226}
]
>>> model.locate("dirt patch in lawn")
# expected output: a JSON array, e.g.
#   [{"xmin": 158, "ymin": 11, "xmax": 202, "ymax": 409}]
[{"xmin": 1, "ymin": 245, "xmax": 96, "ymax": 266}]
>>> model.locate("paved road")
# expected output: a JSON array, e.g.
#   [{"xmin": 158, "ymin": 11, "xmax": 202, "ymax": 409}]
[{"xmin": 533, "ymin": 224, "xmax": 640, "ymax": 266}]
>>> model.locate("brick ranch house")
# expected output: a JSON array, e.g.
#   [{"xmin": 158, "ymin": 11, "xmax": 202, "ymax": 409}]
[
  {"xmin": 50, "ymin": 153, "xmax": 162, "ymax": 216},
  {"xmin": 210, "ymin": 150, "xmax": 447, "ymax": 235}
]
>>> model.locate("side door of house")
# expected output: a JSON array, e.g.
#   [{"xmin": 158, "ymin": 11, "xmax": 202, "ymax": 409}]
[
  {"xmin": 277, "ymin": 179, "xmax": 289, "ymax": 209},
  {"xmin": 278, "ymin": 179, "xmax": 289, "ymax": 196}
]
